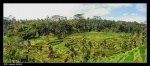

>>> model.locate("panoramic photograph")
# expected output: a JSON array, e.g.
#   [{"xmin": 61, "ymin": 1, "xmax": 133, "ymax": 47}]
[{"xmin": 3, "ymin": 3, "xmax": 147, "ymax": 63}]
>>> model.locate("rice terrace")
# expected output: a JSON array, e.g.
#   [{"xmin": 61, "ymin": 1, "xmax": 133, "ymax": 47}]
[{"xmin": 3, "ymin": 3, "xmax": 147, "ymax": 63}]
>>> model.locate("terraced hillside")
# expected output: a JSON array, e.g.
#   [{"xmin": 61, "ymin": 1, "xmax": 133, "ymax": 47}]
[{"xmin": 3, "ymin": 32, "xmax": 147, "ymax": 63}]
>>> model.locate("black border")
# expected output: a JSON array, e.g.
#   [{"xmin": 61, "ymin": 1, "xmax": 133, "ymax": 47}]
[{"xmin": 2, "ymin": 0, "xmax": 149, "ymax": 66}]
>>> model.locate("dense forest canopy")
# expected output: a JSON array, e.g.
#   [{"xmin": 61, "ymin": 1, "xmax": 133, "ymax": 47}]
[{"xmin": 3, "ymin": 14, "xmax": 146, "ymax": 40}]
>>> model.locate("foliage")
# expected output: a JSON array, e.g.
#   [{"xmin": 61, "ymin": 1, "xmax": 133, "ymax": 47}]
[{"xmin": 3, "ymin": 15, "xmax": 146, "ymax": 63}]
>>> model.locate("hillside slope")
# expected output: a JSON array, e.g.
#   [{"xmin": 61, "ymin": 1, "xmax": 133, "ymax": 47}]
[{"xmin": 95, "ymin": 44, "xmax": 147, "ymax": 63}]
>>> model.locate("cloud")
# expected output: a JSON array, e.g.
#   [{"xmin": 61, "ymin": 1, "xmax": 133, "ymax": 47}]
[
  {"xmin": 4, "ymin": 4, "xmax": 132, "ymax": 20},
  {"xmin": 4, "ymin": 3, "xmax": 144, "ymax": 23},
  {"xmin": 131, "ymin": 13, "xmax": 139, "ymax": 16},
  {"xmin": 76, "ymin": 4, "xmax": 98, "ymax": 11},
  {"xmin": 83, "ymin": 8, "xmax": 111, "ymax": 18},
  {"xmin": 123, "ymin": 13, "xmax": 128, "ymax": 16},
  {"xmin": 76, "ymin": 3, "xmax": 132, "ymax": 18},
  {"xmin": 106, "ymin": 3, "xmax": 132, "ymax": 8},
  {"xmin": 4, "ymin": 4, "xmax": 83, "ymax": 20},
  {"xmin": 136, "ymin": 4, "xmax": 147, "ymax": 13}
]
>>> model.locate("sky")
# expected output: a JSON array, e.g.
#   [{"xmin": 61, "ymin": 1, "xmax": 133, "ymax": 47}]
[{"xmin": 4, "ymin": 3, "xmax": 147, "ymax": 23}]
